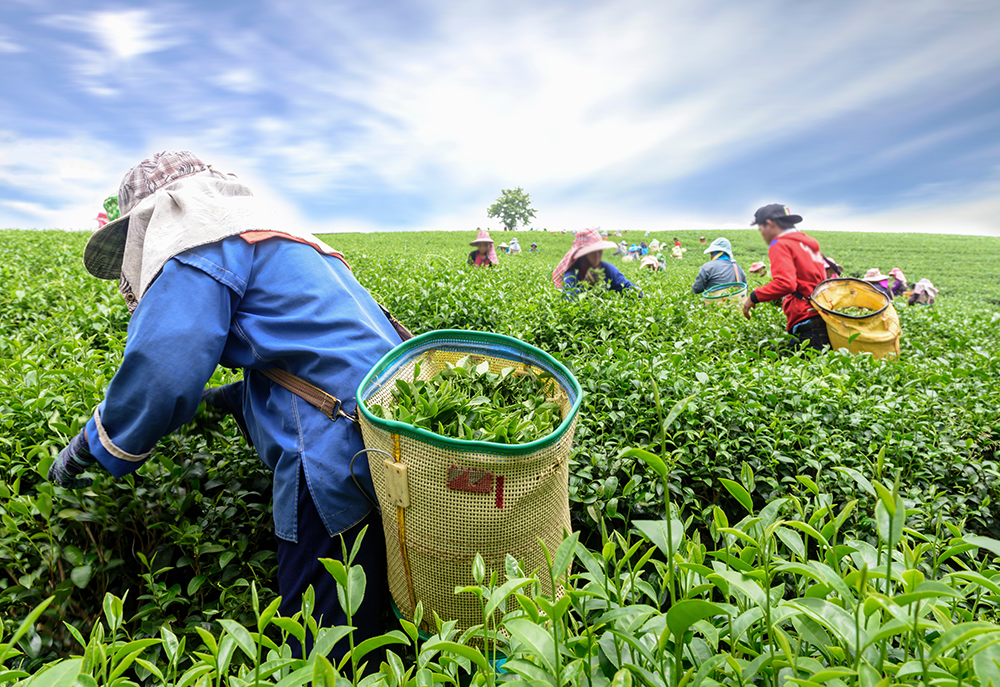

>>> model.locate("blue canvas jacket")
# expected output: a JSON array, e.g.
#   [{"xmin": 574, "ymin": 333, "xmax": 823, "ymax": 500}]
[
  {"xmin": 85, "ymin": 236, "xmax": 402, "ymax": 542},
  {"xmin": 562, "ymin": 261, "xmax": 639, "ymax": 298}
]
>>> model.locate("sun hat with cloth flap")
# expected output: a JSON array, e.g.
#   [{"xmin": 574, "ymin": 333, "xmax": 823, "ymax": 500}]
[
  {"xmin": 469, "ymin": 229, "xmax": 494, "ymax": 246},
  {"xmin": 863, "ymin": 268, "xmax": 890, "ymax": 282},
  {"xmin": 551, "ymin": 227, "xmax": 618, "ymax": 288},
  {"xmin": 84, "ymin": 150, "xmax": 343, "ymax": 308},
  {"xmin": 704, "ymin": 237, "xmax": 733, "ymax": 258},
  {"xmin": 85, "ymin": 151, "xmax": 209, "ymax": 281}
]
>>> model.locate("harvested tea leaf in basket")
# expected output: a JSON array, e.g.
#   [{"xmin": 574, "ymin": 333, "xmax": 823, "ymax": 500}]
[
  {"xmin": 834, "ymin": 306, "xmax": 875, "ymax": 316},
  {"xmin": 369, "ymin": 355, "xmax": 563, "ymax": 444}
]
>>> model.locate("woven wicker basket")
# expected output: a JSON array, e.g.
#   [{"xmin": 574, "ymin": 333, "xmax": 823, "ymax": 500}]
[{"xmin": 356, "ymin": 330, "xmax": 582, "ymax": 636}]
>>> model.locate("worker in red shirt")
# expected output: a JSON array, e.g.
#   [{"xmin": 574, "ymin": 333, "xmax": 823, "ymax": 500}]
[{"xmin": 742, "ymin": 204, "xmax": 830, "ymax": 350}]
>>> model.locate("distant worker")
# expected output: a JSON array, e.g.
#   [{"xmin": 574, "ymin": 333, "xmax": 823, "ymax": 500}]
[
  {"xmin": 508, "ymin": 238, "xmax": 522, "ymax": 255},
  {"xmin": 862, "ymin": 268, "xmax": 893, "ymax": 298},
  {"xmin": 640, "ymin": 255, "xmax": 661, "ymax": 271},
  {"xmin": 699, "ymin": 236, "xmax": 706, "ymax": 244},
  {"xmin": 553, "ymin": 227, "xmax": 640, "ymax": 297},
  {"xmin": 749, "ymin": 261, "xmax": 768, "ymax": 276},
  {"xmin": 742, "ymin": 204, "xmax": 830, "ymax": 350},
  {"xmin": 908, "ymin": 278, "xmax": 938, "ymax": 305},
  {"xmin": 499, "ymin": 242, "xmax": 509, "ymax": 254},
  {"xmin": 888, "ymin": 267, "xmax": 907, "ymax": 298},
  {"xmin": 692, "ymin": 237, "xmax": 747, "ymax": 294},
  {"xmin": 468, "ymin": 229, "xmax": 498, "ymax": 267},
  {"xmin": 529, "ymin": 242, "xmax": 538, "ymax": 253}
]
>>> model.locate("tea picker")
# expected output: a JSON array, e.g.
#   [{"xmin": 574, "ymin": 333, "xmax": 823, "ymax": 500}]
[
  {"xmin": 742, "ymin": 204, "xmax": 831, "ymax": 350},
  {"xmin": 48, "ymin": 150, "xmax": 404, "ymax": 661}
]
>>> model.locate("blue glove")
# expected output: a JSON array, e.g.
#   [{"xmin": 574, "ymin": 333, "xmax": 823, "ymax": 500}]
[{"xmin": 50, "ymin": 431, "xmax": 98, "ymax": 489}]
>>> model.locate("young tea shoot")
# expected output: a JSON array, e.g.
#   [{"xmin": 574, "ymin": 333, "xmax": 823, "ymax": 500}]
[{"xmin": 370, "ymin": 355, "xmax": 563, "ymax": 443}]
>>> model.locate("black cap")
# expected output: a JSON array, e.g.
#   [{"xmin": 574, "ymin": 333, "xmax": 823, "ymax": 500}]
[{"xmin": 751, "ymin": 204, "xmax": 803, "ymax": 226}]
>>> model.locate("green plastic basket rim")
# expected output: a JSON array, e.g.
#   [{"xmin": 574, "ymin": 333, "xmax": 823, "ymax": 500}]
[
  {"xmin": 703, "ymin": 282, "xmax": 748, "ymax": 299},
  {"xmin": 356, "ymin": 329, "xmax": 583, "ymax": 456}
]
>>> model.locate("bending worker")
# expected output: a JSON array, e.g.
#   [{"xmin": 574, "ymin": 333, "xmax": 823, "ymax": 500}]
[
  {"xmin": 692, "ymin": 237, "xmax": 747, "ymax": 295},
  {"xmin": 553, "ymin": 227, "xmax": 639, "ymax": 297},
  {"xmin": 47, "ymin": 151, "xmax": 400, "ymax": 659},
  {"xmin": 742, "ymin": 204, "xmax": 830, "ymax": 350}
]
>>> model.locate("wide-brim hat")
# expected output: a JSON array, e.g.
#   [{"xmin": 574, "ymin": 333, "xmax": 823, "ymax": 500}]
[
  {"xmin": 863, "ymin": 268, "xmax": 889, "ymax": 282},
  {"xmin": 84, "ymin": 151, "xmax": 209, "ymax": 280},
  {"xmin": 470, "ymin": 229, "xmax": 494, "ymax": 246},
  {"xmin": 704, "ymin": 237, "xmax": 733, "ymax": 257},
  {"xmin": 749, "ymin": 261, "xmax": 767, "ymax": 272}
]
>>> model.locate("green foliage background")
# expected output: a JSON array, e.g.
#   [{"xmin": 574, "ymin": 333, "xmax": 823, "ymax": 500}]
[{"xmin": 1, "ymin": 227, "xmax": 999, "ymax": 685}]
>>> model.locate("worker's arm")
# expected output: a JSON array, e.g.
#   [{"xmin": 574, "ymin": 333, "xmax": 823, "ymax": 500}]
[
  {"xmin": 692, "ymin": 265, "xmax": 708, "ymax": 294},
  {"xmin": 750, "ymin": 242, "xmax": 797, "ymax": 303},
  {"xmin": 81, "ymin": 258, "xmax": 240, "ymax": 478}
]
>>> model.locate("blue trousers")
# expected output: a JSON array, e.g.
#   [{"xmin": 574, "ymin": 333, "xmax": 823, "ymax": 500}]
[{"xmin": 276, "ymin": 466, "xmax": 387, "ymax": 661}]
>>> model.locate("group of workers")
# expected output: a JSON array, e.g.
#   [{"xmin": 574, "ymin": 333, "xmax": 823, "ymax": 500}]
[
  {"xmin": 470, "ymin": 203, "xmax": 936, "ymax": 351},
  {"xmin": 53, "ymin": 151, "xmax": 939, "ymax": 671}
]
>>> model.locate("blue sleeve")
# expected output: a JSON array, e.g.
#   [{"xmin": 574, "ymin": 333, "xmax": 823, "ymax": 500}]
[
  {"xmin": 85, "ymin": 257, "xmax": 241, "ymax": 477},
  {"xmin": 602, "ymin": 262, "xmax": 642, "ymax": 296},
  {"xmin": 561, "ymin": 270, "xmax": 581, "ymax": 299},
  {"xmin": 692, "ymin": 265, "xmax": 708, "ymax": 293}
]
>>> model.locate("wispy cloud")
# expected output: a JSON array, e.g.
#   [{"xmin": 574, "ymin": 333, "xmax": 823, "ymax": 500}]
[{"xmin": 0, "ymin": 0, "xmax": 998, "ymax": 235}]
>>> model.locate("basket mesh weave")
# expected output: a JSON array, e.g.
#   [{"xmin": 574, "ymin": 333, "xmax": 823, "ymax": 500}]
[{"xmin": 356, "ymin": 330, "xmax": 581, "ymax": 636}]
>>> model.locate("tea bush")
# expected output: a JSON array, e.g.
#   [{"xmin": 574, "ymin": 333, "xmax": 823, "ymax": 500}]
[{"xmin": 2, "ymin": 227, "xmax": 999, "ymax": 685}]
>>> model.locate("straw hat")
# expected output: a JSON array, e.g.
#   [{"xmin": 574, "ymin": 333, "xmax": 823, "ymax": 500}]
[
  {"xmin": 551, "ymin": 227, "xmax": 618, "ymax": 288},
  {"xmin": 863, "ymin": 268, "xmax": 889, "ymax": 282},
  {"xmin": 470, "ymin": 229, "xmax": 494, "ymax": 246}
]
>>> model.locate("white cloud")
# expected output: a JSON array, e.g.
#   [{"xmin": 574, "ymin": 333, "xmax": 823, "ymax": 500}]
[
  {"xmin": 240, "ymin": 0, "xmax": 1000, "ymax": 210},
  {"xmin": 0, "ymin": 34, "xmax": 23, "ymax": 53},
  {"xmin": 41, "ymin": 9, "xmax": 178, "ymax": 96},
  {"xmin": 3, "ymin": 0, "xmax": 1000, "ymax": 236},
  {"xmin": 0, "ymin": 133, "xmax": 136, "ymax": 229},
  {"xmin": 214, "ymin": 68, "xmax": 260, "ymax": 94}
]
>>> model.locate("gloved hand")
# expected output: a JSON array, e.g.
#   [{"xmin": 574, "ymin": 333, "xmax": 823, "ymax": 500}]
[
  {"xmin": 201, "ymin": 383, "xmax": 252, "ymax": 447},
  {"xmin": 49, "ymin": 431, "xmax": 98, "ymax": 489}
]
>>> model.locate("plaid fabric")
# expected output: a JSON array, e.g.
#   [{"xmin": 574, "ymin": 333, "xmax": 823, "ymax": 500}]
[
  {"xmin": 551, "ymin": 227, "xmax": 618, "ymax": 288},
  {"xmin": 118, "ymin": 151, "xmax": 208, "ymax": 216},
  {"xmin": 84, "ymin": 152, "xmax": 208, "ymax": 280}
]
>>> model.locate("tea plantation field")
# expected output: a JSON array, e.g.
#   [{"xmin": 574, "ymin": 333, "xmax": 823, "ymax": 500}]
[{"xmin": 2, "ymin": 227, "xmax": 999, "ymax": 686}]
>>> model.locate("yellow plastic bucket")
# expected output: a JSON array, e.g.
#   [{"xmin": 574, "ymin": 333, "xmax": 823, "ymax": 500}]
[{"xmin": 810, "ymin": 278, "xmax": 901, "ymax": 359}]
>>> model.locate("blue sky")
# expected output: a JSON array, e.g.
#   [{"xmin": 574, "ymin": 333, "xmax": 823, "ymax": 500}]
[{"xmin": 1, "ymin": 0, "xmax": 999, "ymax": 235}]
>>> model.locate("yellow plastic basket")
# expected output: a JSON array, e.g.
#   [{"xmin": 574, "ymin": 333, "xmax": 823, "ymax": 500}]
[{"xmin": 811, "ymin": 278, "xmax": 901, "ymax": 359}]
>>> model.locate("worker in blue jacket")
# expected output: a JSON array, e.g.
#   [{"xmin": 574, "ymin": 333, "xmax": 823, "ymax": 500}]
[
  {"xmin": 552, "ymin": 227, "xmax": 641, "ymax": 298},
  {"xmin": 48, "ymin": 151, "xmax": 401, "ymax": 660}
]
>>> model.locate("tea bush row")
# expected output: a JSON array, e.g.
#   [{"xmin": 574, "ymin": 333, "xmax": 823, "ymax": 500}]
[{"xmin": 1, "ymin": 228, "xmax": 999, "ymax": 679}]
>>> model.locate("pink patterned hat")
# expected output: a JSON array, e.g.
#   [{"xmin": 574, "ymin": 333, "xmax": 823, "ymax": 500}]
[
  {"xmin": 470, "ymin": 229, "xmax": 494, "ymax": 245},
  {"xmin": 552, "ymin": 227, "xmax": 618, "ymax": 288}
]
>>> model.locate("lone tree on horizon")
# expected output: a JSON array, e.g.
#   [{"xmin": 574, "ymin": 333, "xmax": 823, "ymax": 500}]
[{"xmin": 487, "ymin": 187, "xmax": 537, "ymax": 231}]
